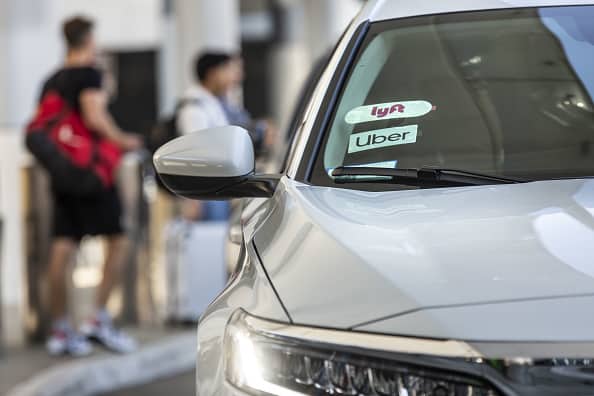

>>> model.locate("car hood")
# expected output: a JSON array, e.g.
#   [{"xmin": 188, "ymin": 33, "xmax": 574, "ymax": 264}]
[{"xmin": 253, "ymin": 178, "xmax": 594, "ymax": 341}]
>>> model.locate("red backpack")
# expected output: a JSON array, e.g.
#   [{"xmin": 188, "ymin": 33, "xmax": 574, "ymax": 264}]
[{"xmin": 25, "ymin": 91, "xmax": 122, "ymax": 195}]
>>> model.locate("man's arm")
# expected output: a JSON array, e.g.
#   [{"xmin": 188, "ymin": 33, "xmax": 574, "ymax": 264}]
[{"xmin": 80, "ymin": 89, "xmax": 141, "ymax": 150}]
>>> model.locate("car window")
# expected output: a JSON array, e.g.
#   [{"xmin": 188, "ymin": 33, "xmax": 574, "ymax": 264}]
[{"xmin": 311, "ymin": 6, "xmax": 594, "ymax": 189}]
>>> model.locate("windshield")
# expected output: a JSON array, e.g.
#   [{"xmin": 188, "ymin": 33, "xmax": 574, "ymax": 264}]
[{"xmin": 311, "ymin": 6, "xmax": 594, "ymax": 189}]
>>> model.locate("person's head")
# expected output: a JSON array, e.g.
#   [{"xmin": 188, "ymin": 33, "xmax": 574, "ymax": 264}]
[
  {"xmin": 63, "ymin": 16, "xmax": 97, "ymax": 64},
  {"xmin": 229, "ymin": 54, "xmax": 245, "ymax": 87},
  {"xmin": 194, "ymin": 52, "xmax": 234, "ymax": 96}
]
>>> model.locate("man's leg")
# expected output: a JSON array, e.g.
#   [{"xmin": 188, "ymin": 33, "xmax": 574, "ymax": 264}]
[
  {"xmin": 97, "ymin": 234, "xmax": 130, "ymax": 308},
  {"xmin": 83, "ymin": 234, "xmax": 137, "ymax": 353},
  {"xmin": 48, "ymin": 237, "xmax": 77, "ymax": 320},
  {"xmin": 47, "ymin": 237, "xmax": 93, "ymax": 356}
]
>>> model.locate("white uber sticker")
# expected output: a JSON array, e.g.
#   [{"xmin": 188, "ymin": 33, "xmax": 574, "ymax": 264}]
[
  {"xmin": 348, "ymin": 125, "xmax": 418, "ymax": 154},
  {"xmin": 345, "ymin": 100, "xmax": 433, "ymax": 124}
]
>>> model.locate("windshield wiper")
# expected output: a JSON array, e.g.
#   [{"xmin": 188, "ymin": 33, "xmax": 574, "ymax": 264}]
[{"xmin": 331, "ymin": 166, "xmax": 527, "ymax": 187}]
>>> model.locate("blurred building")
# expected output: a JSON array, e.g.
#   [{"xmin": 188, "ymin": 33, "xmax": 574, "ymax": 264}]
[{"xmin": 0, "ymin": 0, "xmax": 361, "ymax": 347}]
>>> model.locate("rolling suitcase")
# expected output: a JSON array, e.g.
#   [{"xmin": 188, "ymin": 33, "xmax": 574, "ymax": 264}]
[{"xmin": 165, "ymin": 220, "xmax": 228, "ymax": 323}]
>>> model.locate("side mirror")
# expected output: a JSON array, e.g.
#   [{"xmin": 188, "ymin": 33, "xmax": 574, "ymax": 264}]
[{"xmin": 153, "ymin": 126, "xmax": 279, "ymax": 200}]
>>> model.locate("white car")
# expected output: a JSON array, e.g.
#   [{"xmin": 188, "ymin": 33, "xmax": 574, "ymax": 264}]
[{"xmin": 155, "ymin": 0, "xmax": 594, "ymax": 394}]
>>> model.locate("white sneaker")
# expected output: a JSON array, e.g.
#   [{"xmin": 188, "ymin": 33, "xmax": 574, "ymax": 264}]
[
  {"xmin": 81, "ymin": 318, "xmax": 138, "ymax": 354},
  {"xmin": 46, "ymin": 330, "xmax": 93, "ymax": 357}
]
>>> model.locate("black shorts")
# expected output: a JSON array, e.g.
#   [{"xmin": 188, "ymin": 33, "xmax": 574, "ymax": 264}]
[{"xmin": 52, "ymin": 187, "xmax": 124, "ymax": 240}]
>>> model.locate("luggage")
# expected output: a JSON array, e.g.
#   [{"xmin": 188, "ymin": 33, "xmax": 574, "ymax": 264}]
[
  {"xmin": 25, "ymin": 91, "xmax": 122, "ymax": 195},
  {"xmin": 164, "ymin": 220, "xmax": 228, "ymax": 323}
]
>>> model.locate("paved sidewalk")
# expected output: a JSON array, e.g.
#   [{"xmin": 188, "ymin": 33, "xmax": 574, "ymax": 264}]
[{"xmin": 0, "ymin": 327, "xmax": 196, "ymax": 396}]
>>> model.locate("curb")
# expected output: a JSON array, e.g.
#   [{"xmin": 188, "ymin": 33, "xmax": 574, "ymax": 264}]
[{"xmin": 6, "ymin": 333, "xmax": 196, "ymax": 396}]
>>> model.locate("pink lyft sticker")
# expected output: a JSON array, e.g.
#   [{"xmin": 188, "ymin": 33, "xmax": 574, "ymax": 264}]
[{"xmin": 345, "ymin": 100, "xmax": 433, "ymax": 124}]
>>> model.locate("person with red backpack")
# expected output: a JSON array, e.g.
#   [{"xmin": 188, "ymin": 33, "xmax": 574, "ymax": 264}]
[{"xmin": 27, "ymin": 16, "xmax": 142, "ymax": 356}]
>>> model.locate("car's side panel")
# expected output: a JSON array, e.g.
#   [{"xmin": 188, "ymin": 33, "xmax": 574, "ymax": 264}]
[
  {"xmin": 252, "ymin": 178, "xmax": 422, "ymax": 329},
  {"xmin": 196, "ymin": 240, "xmax": 289, "ymax": 395}
]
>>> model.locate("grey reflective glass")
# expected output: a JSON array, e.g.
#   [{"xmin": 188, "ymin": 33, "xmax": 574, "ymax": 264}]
[{"xmin": 318, "ymin": 6, "xmax": 594, "ymax": 188}]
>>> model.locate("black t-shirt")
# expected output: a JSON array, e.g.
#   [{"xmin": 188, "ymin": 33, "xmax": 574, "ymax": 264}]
[{"xmin": 40, "ymin": 66, "xmax": 102, "ymax": 111}]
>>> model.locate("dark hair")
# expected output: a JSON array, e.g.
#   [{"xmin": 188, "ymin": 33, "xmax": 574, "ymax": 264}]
[
  {"xmin": 195, "ymin": 52, "xmax": 232, "ymax": 82},
  {"xmin": 63, "ymin": 16, "xmax": 94, "ymax": 50}
]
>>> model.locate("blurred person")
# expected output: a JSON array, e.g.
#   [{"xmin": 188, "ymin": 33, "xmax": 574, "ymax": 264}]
[
  {"xmin": 176, "ymin": 52, "xmax": 238, "ymax": 221},
  {"xmin": 218, "ymin": 54, "xmax": 277, "ymax": 157},
  {"xmin": 40, "ymin": 16, "xmax": 142, "ymax": 356},
  {"xmin": 177, "ymin": 52, "xmax": 234, "ymax": 135}
]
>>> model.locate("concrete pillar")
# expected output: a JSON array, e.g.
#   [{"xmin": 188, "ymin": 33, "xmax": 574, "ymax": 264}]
[
  {"xmin": 303, "ymin": 0, "xmax": 361, "ymax": 62},
  {"xmin": 0, "ymin": 133, "xmax": 29, "ymax": 347},
  {"xmin": 270, "ymin": 0, "xmax": 362, "ymax": 133},
  {"xmin": 0, "ymin": 0, "xmax": 62, "ymax": 127},
  {"xmin": 0, "ymin": 0, "xmax": 62, "ymax": 347},
  {"xmin": 160, "ymin": 0, "xmax": 240, "ymax": 114}
]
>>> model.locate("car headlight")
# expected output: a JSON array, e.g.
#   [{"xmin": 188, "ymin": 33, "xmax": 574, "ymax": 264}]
[{"xmin": 224, "ymin": 310, "xmax": 499, "ymax": 396}]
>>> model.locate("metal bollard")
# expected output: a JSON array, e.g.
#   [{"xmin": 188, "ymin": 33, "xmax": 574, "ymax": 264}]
[
  {"xmin": 117, "ymin": 150, "xmax": 155, "ymax": 324},
  {"xmin": 25, "ymin": 164, "xmax": 53, "ymax": 341}
]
